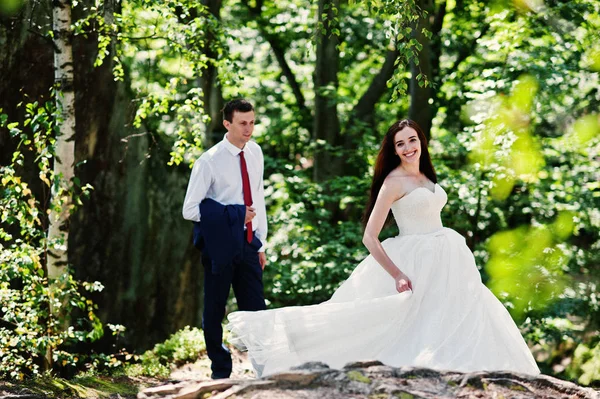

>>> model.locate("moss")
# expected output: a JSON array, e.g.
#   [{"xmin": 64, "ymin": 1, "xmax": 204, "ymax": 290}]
[
  {"xmin": 395, "ymin": 393, "xmax": 414, "ymax": 399},
  {"xmin": 6, "ymin": 374, "xmax": 142, "ymax": 398},
  {"xmin": 72, "ymin": 376, "xmax": 139, "ymax": 396},
  {"xmin": 509, "ymin": 384, "xmax": 527, "ymax": 392},
  {"xmin": 346, "ymin": 370, "xmax": 371, "ymax": 384}
]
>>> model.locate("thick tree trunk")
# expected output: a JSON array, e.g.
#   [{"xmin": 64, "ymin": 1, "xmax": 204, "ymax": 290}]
[
  {"xmin": 409, "ymin": 0, "xmax": 435, "ymax": 141},
  {"xmin": 68, "ymin": 0, "xmax": 203, "ymax": 351},
  {"xmin": 1, "ymin": 0, "xmax": 203, "ymax": 351},
  {"xmin": 313, "ymin": 0, "xmax": 341, "ymax": 183}
]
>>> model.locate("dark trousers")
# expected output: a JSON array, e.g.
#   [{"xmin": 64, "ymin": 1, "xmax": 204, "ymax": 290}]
[{"xmin": 202, "ymin": 235, "xmax": 266, "ymax": 378}]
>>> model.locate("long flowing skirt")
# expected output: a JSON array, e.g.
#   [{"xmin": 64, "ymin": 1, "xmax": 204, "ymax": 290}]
[{"xmin": 227, "ymin": 228, "xmax": 540, "ymax": 377}]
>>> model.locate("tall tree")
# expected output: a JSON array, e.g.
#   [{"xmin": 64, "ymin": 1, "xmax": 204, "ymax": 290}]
[
  {"xmin": 408, "ymin": 0, "xmax": 444, "ymax": 141},
  {"xmin": 313, "ymin": 0, "xmax": 341, "ymax": 182},
  {"xmin": 47, "ymin": 0, "xmax": 76, "ymax": 278},
  {"xmin": 199, "ymin": 0, "xmax": 226, "ymax": 148}
]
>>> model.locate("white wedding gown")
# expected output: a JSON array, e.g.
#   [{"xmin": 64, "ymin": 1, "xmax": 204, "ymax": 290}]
[{"xmin": 227, "ymin": 184, "xmax": 540, "ymax": 377}]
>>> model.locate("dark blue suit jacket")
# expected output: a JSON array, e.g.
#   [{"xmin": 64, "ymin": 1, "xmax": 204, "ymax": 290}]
[{"xmin": 193, "ymin": 198, "xmax": 247, "ymax": 274}]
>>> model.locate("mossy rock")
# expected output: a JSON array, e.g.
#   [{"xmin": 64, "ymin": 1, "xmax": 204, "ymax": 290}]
[{"xmin": 346, "ymin": 370, "xmax": 371, "ymax": 384}]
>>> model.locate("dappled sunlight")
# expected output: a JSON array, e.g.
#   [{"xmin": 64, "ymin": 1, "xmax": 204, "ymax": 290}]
[
  {"xmin": 462, "ymin": 65, "xmax": 598, "ymax": 330},
  {"xmin": 565, "ymin": 114, "xmax": 600, "ymax": 151},
  {"xmin": 485, "ymin": 211, "xmax": 575, "ymax": 320},
  {"xmin": 467, "ymin": 74, "xmax": 545, "ymax": 201}
]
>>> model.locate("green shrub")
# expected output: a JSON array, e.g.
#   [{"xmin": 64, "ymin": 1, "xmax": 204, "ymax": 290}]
[
  {"xmin": 1, "ymin": 102, "xmax": 126, "ymax": 379},
  {"xmin": 125, "ymin": 326, "xmax": 205, "ymax": 378},
  {"xmin": 567, "ymin": 342, "xmax": 600, "ymax": 386}
]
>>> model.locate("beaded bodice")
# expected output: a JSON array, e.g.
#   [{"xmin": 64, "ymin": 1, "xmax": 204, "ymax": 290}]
[{"xmin": 390, "ymin": 184, "xmax": 447, "ymax": 236}]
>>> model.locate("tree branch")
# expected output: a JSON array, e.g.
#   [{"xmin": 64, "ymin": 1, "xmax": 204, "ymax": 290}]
[
  {"xmin": 352, "ymin": 47, "xmax": 400, "ymax": 121},
  {"xmin": 240, "ymin": 0, "xmax": 309, "ymax": 123},
  {"xmin": 264, "ymin": 34, "xmax": 307, "ymax": 110},
  {"xmin": 432, "ymin": 1, "xmax": 446, "ymax": 35}
]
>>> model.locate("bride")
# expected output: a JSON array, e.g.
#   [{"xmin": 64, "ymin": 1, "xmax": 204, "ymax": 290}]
[{"xmin": 227, "ymin": 119, "xmax": 540, "ymax": 377}]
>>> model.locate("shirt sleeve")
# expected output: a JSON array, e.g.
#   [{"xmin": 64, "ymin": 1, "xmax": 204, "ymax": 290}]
[
  {"xmin": 182, "ymin": 157, "xmax": 212, "ymax": 222},
  {"xmin": 254, "ymin": 146, "xmax": 268, "ymax": 252}
]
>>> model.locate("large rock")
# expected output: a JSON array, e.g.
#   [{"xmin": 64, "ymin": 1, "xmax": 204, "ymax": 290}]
[{"xmin": 138, "ymin": 361, "xmax": 599, "ymax": 399}]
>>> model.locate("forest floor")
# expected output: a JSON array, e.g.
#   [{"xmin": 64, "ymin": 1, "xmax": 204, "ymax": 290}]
[
  {"xmin": 0, "ymin": 348, "xmax": 252, "ymax": 399},
  {"xmin": 3, "ymin": 350, "xmax": 599, "ymax": 399},
  {"xmin": 169, "ymin": 347, "xmax": 254, "ymax": 382}
]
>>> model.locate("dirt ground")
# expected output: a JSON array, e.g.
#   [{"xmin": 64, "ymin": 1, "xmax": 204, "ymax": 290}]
[{"xmin": 169, "ymin": 347, "xmax": 255, "ymax": 382}]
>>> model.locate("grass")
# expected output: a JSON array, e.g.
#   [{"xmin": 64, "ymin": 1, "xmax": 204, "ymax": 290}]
[{"xmin": 0, "ymin": 373, "xmax": 164, "ymax": 399}]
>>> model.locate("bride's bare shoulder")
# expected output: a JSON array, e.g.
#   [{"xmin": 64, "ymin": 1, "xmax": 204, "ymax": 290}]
[{"xmin": 382, "ymin": 172, "xmax": 409, "ymax": 200}]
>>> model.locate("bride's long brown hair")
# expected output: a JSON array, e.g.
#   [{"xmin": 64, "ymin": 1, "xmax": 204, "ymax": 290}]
[{"xmin": 362, "ymin": 119, "xmax": 437, "ymax": 228}]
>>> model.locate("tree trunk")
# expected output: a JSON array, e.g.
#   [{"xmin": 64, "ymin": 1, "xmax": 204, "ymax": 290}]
[
  {"xmin": 200, "ymin": 69, "xmax": 225, "ymax": 148},
  {"xmin": 409, "ymin": 0, "xmax": 435, "ymax": 141},
  {"xmin": 198, "ymin": 0, "xmax": 225, "ymax": 149},
  {"xmin": 47, "ymin": 0, "xmax": 76, "ymax": 278},
  {"xmin": 67, "ymin": 0, "xmax": 204, "ymax": 351},
  {"xmin": 313, "ymin": 0, "xmax": 341, "ymax": 183}
]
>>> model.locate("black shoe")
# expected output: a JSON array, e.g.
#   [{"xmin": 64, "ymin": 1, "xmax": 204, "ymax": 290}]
[{"xmin": 211, "ymin": 372, "xmax": 230, "ymax": 380}]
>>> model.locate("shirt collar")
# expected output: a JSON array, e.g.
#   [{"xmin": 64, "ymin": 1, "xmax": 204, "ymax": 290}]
[{"xmin": 222, "ymin": 133, "xmax": 244, "ymax": 156}]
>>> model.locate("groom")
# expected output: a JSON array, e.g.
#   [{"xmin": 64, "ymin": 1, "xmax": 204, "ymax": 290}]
[{"xmin": 182, "ymin": 99, "xmax": 268, "ymax": 379}]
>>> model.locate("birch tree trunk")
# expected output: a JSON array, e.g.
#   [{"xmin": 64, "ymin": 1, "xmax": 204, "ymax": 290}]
[{"xmin": 47, "ymin": 0, "xmax": 76, "ymax": 278}]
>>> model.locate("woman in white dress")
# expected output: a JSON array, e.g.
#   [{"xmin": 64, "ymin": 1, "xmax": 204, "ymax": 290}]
[{"xmin": 227, "ymin": 119, "xmax": 540, "ymax": 377}]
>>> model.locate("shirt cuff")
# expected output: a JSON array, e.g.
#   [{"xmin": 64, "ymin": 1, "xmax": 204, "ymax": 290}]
[{"xmin": 255, "ymin": 235, "xmax": 265, "ymax": 252}]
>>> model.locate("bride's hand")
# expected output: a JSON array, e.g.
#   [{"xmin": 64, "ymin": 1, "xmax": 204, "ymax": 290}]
[{"xmin": 395, "ymin": 272, "xmax": 413, "ymax": 293}]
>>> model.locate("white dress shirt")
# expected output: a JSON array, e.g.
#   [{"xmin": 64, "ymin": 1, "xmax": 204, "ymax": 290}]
[{"xmin": 182, "ymin": 134, "xmax": 268, "ymax": 252}]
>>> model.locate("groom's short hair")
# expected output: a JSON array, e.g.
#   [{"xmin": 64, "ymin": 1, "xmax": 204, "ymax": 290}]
[{"xmin": 223, "ymin": 99, "xmax": 254, "ymax": 122}]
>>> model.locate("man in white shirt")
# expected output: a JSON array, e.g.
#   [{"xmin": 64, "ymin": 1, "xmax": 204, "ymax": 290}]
[{"xmin": 182, "ymin": 99, "xmax": 268, "ymax": 379}]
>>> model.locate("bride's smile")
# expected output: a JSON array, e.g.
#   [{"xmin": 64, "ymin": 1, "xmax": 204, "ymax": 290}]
[
  {"xmin": 403, "ymin": 150, "xmax": 418, "ymax": 158},
  {"xmin": 394, "ymin": 127, "xmax": 422, "ymax": 165}
]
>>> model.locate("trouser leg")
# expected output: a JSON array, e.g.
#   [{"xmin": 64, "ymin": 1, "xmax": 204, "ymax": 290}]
[
  {"xmin": 232, "ymin": 236, "xmax": 267, "ymax": 312},
  {"xmin": 231, "ymin": 236, "xmax": 267, "ymax": 376},
  {"xmin": 202, "ymin": 252, "xmax": 233, "ymax": 378}
]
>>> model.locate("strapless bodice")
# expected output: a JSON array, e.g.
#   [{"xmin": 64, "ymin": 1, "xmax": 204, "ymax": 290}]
[{"xmin": 390, "ymin": 183, "xmax": 447, "ymax": 236}]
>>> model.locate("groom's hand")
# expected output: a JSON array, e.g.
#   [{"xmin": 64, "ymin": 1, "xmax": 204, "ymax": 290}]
[
  {"xmin": 258, "ymin": 252, "xmax": 267, "ymax": 270},
  {"xmin": 245, "ymin": 206, "xmax": 256, "ymax": 224}
]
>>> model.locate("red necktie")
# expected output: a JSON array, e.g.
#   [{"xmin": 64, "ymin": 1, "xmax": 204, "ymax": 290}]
[{"xmin": 239, "ymin": 151, "xmax": 253, "ymax": 243}]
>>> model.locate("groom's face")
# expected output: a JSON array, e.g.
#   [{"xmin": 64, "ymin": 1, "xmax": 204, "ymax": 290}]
[{"xmin": 224, "ymin": 110, "xmax": 255, "ymax": 148}]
